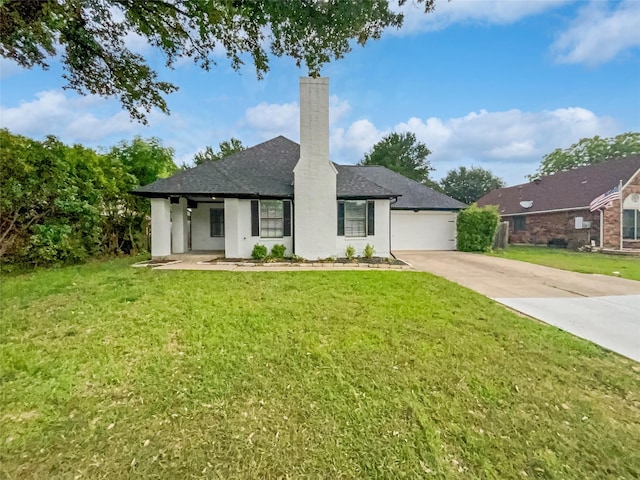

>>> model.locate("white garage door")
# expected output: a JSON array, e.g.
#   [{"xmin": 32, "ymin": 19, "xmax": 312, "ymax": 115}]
[{"xmin": 391, "ymin": 210, "xmax": 457, "ymax": 250}]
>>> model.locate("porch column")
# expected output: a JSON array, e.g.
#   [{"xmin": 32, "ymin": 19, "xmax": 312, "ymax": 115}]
[
  {"xmin": 151, "ymin": 198, "xmax": 171, "ymax": 257},
  {"xmin": 224, "ymin": 198, "xmax": 240, "ymax": 258},
  {"xmin": 171, "ymin": 197, "xmax": 188, "ymax": 253}
]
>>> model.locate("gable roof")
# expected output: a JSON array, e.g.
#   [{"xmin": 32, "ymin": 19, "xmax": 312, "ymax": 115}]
[
  {"xmin": 135, "ymin": 135, "xmax": 463, "ymax": 209},
  {"xmin": 477, "ymin": 155, "xmax": 640, "ymax": 215},
  {"xmin": 136, "ymin": 136, "xmax": 300, "ymax": 198},
  {"xmin": 344, "ymin": 166, "xmax": 466, "ymax": 210},
  {"xmin": 136, "ymin": 136, "xmax": 396, "ymax": 199}
]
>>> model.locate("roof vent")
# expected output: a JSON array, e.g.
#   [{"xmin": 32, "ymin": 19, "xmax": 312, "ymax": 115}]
[
  {"xmin": 533, "ymin": 178, "xmax": 541, "ymax": 185},
  {"xmin": 520, "ymin": 200, "xmax": 533, "ymax": 209}
]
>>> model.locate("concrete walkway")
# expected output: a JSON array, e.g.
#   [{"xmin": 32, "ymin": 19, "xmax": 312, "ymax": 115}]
[
  {"xmin": 149, "ymin": 260, "xmax": 411, "ymax": 272},
  {"xmin": 395, "ymin": 251, "xmax": 640, "ymax": 361}
]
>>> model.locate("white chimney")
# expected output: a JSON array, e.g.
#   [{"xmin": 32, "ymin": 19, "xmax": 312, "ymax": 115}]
[{"xmin": 293, "ymin": 77, "xmax": 338, "ymax": 259}]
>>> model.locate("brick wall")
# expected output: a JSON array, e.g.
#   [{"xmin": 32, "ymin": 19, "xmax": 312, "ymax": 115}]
[
  {"xmin": 506, "ymin": 171, "xmax": 640, "ymax": 250},
  {"xmin": 507, "ymin": 209, "xmax": 599, "ymax": 247},
  {"xmin": 602, "ymin": 172, "xmax": 640, "ymax": 249}
]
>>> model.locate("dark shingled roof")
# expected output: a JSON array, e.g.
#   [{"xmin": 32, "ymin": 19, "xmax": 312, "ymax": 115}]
[
  {"xmin": 136, "ymin": 136, "xmax": 300, "ymax": 198},
  {"xmin": 477, "ymin": 155, "xmax": 640, "ymax": 215},
  {"xmin": 342, "ymin": 166, "xmax": 467, "ymax": 210},
  {"xmin": 135, "ymin": 135, "xmax": 464, "ymax": 209}
]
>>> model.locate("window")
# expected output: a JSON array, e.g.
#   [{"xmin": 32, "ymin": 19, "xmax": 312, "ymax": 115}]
[
  {"xmin": 623, "ymin": 209, "xmax": 640, "ymax": 240},
  {"xmin": 622, "ymin": 194, "xmax": 640, "ymax": 240},
  {"xmin": 337, "ymin": 200, "xmax": 375, "ymax": 237},
  {"xmin": 513, "ymin": 216, "xmax": 526, "ymax": 232},
  {"xmin": 210, "ymin": 208, "xmax": 224, "ymax": 237},
  {"xmin": 344, "ymin": 200, "xmax": 366, "ymax": 237},
  {"xmin": 260, "ymin": 200, "xmax": 284, "ymax": 238},
  {"xmin": 251, "ymin": 200, "xmax": 291, "ymax": 238}
]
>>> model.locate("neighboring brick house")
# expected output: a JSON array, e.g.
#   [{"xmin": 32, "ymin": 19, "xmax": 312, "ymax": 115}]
[{"xmin": 478, "ymin": 155, "xmax": 640, "ymax": 250}]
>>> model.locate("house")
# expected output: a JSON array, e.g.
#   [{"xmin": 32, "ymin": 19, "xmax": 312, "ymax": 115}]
[
  {"xmin": 477, "ymin": 155, "xmax": 640, "ymax": 250},
  {"xmin": 135, "ymin": 77, "xmax": 465, "ymax": 259}
]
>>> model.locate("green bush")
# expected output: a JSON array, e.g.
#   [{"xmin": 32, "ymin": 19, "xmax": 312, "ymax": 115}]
[
  {"xmin": 251, "ymin": 244, "xmax": 268, "ymax": 260},
  {"xmin": 270, "ymin": 244, "xmax": 286, "ymax": 258},
  {"xmin": 345, "ymin": 245, "xmax": 356, "ymax": 260},
  {"xmin": 363, "ymin": 243, "xmax": 375, "ymax": 259},
  {"xmin": 456, "ymin": 204, "xmax": 500, "ymax": 252}
]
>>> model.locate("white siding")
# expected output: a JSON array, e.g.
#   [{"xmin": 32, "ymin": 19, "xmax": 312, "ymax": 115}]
[
  {"xmin": 225, "ymin": 198, "xmax": 294, "ymax": 258},
  {"xmin": 191, "ymin": 203, "xmax": 225, "ymax": 251},
  {"xmin": 336, "ymin": 199, "xmax": 390, "ymax": 258},
  {"xmin": 391, "ymin": 210, "xmax": 457, "ymax": 251}
]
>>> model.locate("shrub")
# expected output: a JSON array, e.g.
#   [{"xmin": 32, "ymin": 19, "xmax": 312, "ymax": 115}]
[
  {"xmin": 456, "ymin": 204, "xmax": 500, "ymax": 252},
  {"xmin": 345, "ymin": 245, "xmax": 356, "ymax": 260},
  {"xmin": 251, "ymin": 244, "xmax": 268, "ymax": 260},
  {"xmin": 270, "ymin": 244, "xmax": 286, "ymax": 258},
  {"xmin": 363, "ymin": 243, "xmax": 375, "ymax": 259}
]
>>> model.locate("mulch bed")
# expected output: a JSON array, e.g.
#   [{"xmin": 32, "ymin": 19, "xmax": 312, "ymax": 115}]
[{"xmin": 206, "ymin": 257, "xmax": 407, "ymax": 266}]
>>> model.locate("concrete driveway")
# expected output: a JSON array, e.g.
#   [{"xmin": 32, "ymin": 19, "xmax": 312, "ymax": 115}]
[{"xmin": 394, "ymin": 251, "xmax": 640, "ymax": 362}]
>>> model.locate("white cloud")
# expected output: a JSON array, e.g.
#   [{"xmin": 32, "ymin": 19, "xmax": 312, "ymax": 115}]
[
  {"xmin": 244, "ymin": 101, "xmax": 299, "ymax": 140},
  {"xmin": 331, "ymin": 119, "xmax": 387, "ymax": 160},
  {"xmin": 552, "ymin": 0, "xmax": 640, "ymax": 66},
  {"xmin": 331, "ymin": 106, "xmax": 619, "ymax": 184},
  {"xmin": 329, "ymin": 95, "xmax": 351, "ymax": 125},
  {"xmin": 241, "ymin": 95, "xmax": 619, "ymax": 184},
  {"xmin": 393, "ymin": 0, "xmax": 568, "ymax": 34},
  {"xmin": 0, "ymin": 57, "xmax": 26, "ymax": 79},
  {"xmin": 243, "ymin": 95, "xmax": 351, "ymax": 141},
  {"xmin": 0, "ymin": 90, "xmax": 158, "ymax": 143}
]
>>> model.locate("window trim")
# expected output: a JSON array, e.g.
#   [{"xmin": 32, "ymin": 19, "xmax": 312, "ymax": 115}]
[
  {"xmin": 260, "ymin": 199, "xmax": 284, "ymax": 239},
  {"xmin": 513, "ymin": 215, "xmax": 526, "ymax": 232},
  {"xmin": 251, "ymin": 199, "xmax": 292, "ymax": 239},
  {"xmin": 337, "ymin": 200, "xmax": 375, "ymax": 238},
  {"xmin": 622, "ymin": 208, "xmax": 639, "ymax": 240}
]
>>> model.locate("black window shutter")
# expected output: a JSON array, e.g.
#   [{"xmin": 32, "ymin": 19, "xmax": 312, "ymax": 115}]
[
  {"xmin": 251, "ymin": 200, "xmax": 259, "ymax": 236},
  {"xmin": 367, "ymin": 201, "xmax": 375, "ymax": 236},
  {"xmin": 283, "ymin": 201, "xmax": 291, "ymax": 237},
  {"xmin": 337, "ymin": 201, "xmax": 345, "ymax": 236}
]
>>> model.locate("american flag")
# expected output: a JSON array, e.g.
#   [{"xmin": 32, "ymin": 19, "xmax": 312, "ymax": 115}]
[{"xmin": 589, "ymin": 185, "xmax": 620, "ymax": 212}]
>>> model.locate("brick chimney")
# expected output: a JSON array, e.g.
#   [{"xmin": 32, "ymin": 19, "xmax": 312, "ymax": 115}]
[{"xmin": 293, "ymin": 77, "xmax": 338, "ymax": 259}]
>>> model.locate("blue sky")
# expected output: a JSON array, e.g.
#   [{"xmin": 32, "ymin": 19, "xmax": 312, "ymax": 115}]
[{"xmin": 1, "ymin": 0, "xmax": 639, "ymax": 186}]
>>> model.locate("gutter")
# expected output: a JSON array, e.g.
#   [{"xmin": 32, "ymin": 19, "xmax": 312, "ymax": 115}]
[{"xmin": 499, "ymin": 206, "xmax": 591, "ymax": 216}]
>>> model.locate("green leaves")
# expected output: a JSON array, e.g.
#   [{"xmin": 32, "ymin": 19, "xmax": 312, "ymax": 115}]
[
  {"xmin": 441, "ymin": 166, "xmax": 505, "ymax": 204},
  {"xmin": 0, "ymin": 130, "xmax": 177, "ymax": 266},
  {"xmin": 193, "ymin": 137, "xmax": 245, "ymax": 166},
  {"xmin": 360, "ymin": 132, "xmax": 435, "ymax": 185},
  {"xmin": 0, "ymin": 1, "xmax": 435, "ymax": 122},
  {"xmin": 530, "ymin": 132, "xmax": 640, "ymax": 179},
  {"xmin": 457, "ymin": 204, "xmax": 500, "ymax": 252}
]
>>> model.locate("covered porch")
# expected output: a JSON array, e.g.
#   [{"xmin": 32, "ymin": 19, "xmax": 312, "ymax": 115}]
[
  {"xmin": 149, "ymin": 196, "xmax": 293, "ymax": 259},
  {"xmin": 150, "ymin": 196, "xmax": 227, "ymax": 258}
]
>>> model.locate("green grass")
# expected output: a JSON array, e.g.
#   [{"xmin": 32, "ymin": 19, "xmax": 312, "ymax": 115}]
[
  {"xmin": 489, "ymin": 245, "xmax": 640, "ymax": 281},
  {"xmin": 1, "ymin": 258, "xmax": 639, "ymax": 479}
]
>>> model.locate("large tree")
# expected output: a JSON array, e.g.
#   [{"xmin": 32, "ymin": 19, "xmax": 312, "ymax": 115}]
[
  {"xmin": 0, "ymin": 0, "xmax": 435, "ymax": 122},
  {"xmin": 440, "ymin": 166, "xmax": 505, "ymax": 204},
  {"xmin": 359, "ymin": 132, "xmax": 436, "ymax": 186},
  {"xmin": 529, "ymin": 132, "xmax": 640, "ymax": 179},
  {"xmin": 193, "ymin": 137, "xmax": 245, "ymax": 165}
]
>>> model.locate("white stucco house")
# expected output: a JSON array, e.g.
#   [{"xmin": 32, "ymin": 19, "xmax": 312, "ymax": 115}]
[{"xmin": 135, "ymin": 77, "xmax": 465, "ymax": 259}]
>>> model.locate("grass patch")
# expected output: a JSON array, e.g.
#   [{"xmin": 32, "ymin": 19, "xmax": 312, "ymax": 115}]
[
  {"xmin": 489, "ymin": 245, "xmax": 640, "ymax": 281},
  {"xmin": 1, "ymin": 258, "xmax": 639, "ymax": 479}
]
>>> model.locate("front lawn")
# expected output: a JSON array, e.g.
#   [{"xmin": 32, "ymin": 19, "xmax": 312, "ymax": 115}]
[
  {"xmin": 1, "ymin": 258, "xmax": 639, "ymax": 479},
  {"xmin": 490, "ymin": 245, "xmax": 640, "ymax": 281}
]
